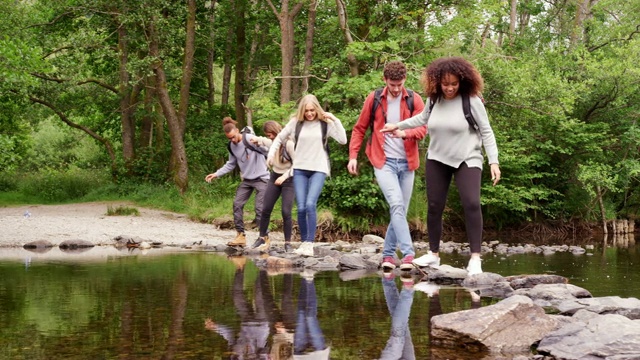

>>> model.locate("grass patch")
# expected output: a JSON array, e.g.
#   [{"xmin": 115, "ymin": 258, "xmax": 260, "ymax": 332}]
[{"xmin": 106, "ymin": 205, "xmax": 140, "ymax": 216}]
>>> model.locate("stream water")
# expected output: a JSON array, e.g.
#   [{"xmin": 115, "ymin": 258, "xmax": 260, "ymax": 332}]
[{"xmin": 0, "ymin": 233, "xmax": 637, "ymax": 359}]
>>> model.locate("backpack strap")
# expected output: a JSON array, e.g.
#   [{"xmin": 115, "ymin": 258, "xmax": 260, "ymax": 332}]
[
  {"xmin": 241, "ymin": 133, "xmax": 268, "ymax": 158},
  {"xmin": 461, "ymin": 93, "xmax": 479, "ymax": 133}
]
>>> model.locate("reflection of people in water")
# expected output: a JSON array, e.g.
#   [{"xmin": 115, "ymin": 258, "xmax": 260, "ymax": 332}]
[
  {"xmin": 380, "ymin": 276, "xmax": 415, "ymax": 360},
  {"xmin": 271, "ymin": 273, "xmax": 296, "ymax": 360},
  {"xmin": 205, "ymin": 258, "xmax": 277, "ymax": 359},
  {"xmin": 293, "ymin": 273, "xmax": 330, "ymax": 359}
]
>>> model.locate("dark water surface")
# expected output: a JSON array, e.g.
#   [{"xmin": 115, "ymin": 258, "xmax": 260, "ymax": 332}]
[{"xmin": 0, "ymin": 234, "xmax": 638, "ymax": 359}]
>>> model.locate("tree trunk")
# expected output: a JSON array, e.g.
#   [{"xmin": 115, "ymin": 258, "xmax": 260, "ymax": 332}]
[
  {"xmin": 266, "ymin": 0, "xmax": 304, "ymax": 104},
  {"xmin": 301, "ymin": 0, "xmax": 317, "ymax": 94},
  {"xmin": 140, "ymin": 74, "xmax": 156, "ymax": 149},
  {"xmin": 221, "ymin": 10, "xmax": 234, "ymax": 106},
  {"xmin": 509, "ymin": 0, "xmax": 517, "ymax": 46},
  {"xmin": 571, "ymin": 0, "xmax": 597, "ymax": 47},
  {"xmin": 335, "ymin": 0, "xmax": 358, "ymax": 77},
  {"xmin": 206, "ymin": 0, "xmax": 217, "ymax": 108},
  {"xmin": 234, "ymin": 0, "xmax": 247, "ymax": 124},
  {"xmin": 596, "ymin": 184, "xmax": 608, "ymax": 234},
  {"xmin": 147, "ymin": 0, "xmax": 196, "ymax": 194},
  {"xmin": 117, "ymin": 22, "xmax": 135, "ymax": 169}
]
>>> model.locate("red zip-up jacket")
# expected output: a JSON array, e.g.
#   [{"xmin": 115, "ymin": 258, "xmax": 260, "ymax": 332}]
[{"xmin": 349, "ymin": 87, "xmax": 427, "ymax": 171}]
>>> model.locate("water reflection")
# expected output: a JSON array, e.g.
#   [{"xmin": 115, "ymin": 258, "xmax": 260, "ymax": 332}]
[
  {"xmin": 294, "ymin": 271, "xmax": 330, "ymax": 358},
  {"xmin": 380, "ymin": 275, "xmax": 415, "ymax": 359},
  {"xmin": 205, "ymin": 256, "xmax": 295, "ymax": 359}
]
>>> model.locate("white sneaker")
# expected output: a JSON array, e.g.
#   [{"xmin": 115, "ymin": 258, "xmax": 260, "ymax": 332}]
[
  {"xmin": 412, "ymin": 251, "xmax": 440, "ymax": 268},
  {"xmin": 414, "ymin": 282, "xmax": 440, "ymax": 297},
  {"xmin": 301, "ymin": 269, "xmax": 316, "ymax": 280},
  {"xmin": 294, "ymin": 242, "xmax": 314, "ymax": 257},
  {"xmin": 466, "ymin": 257, "xmax": 483, "ymax": 275}
]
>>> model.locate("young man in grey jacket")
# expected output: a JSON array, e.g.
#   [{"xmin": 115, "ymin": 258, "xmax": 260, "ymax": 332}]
[{"xmin": 205, "ymin": 117, "xmax": 270, "ymax": 246}]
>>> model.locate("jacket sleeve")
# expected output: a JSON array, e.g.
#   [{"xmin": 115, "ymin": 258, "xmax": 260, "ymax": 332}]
[
  {"xmin": 402, "ymin": 93, "xmax": 427, "ymax": 141},
  {"xmin": 268, "ymin": 118, "xmax": 296, "ymax": 160},
  {"xmin": 349, "ymin": 92, "xmax": 376, "ymax": 160},
  {"xmin": 214, "ymin": 152, "xmax": 238, "ymax": 178}
]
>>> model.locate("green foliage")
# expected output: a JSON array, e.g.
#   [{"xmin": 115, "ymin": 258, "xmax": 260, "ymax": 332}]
[
  {"xmin": 17, "ymin": 168, "xmax": 110, "ymax": 203},
  {"xmin": 106, "ymin": 205, "xmax": 140, "ymax": 216}
]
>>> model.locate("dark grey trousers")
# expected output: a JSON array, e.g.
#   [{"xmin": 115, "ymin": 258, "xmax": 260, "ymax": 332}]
[{"xmin": 233, "ymin": 177, "xmax": 268, "ymax": 233}]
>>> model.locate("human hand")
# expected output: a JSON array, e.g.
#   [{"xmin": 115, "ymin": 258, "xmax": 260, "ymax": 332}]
[
  {"xmin": 267, "ymin": 155, "xmax": 274, "ymax": 168},
  {"xmin": 204, "ymin": 318, "xmax": 217, "ymax": 331},
  {"xmin": 380, "ymin": 123, "xmax": 398, "ymax": 133},
  {"xmin": 347, "ymin": 159, "xmax": 358, "ymax": 175},
  {"xmin": 389, "ymin": 129, "xmax": 406, "ymax": 139},
  {"xmin": 275, "ymin": 175, "xmax": 286, "ymax": 185},
  {"xmin": 205, "ymin": 173, "xmax": 217, "ymax": 182},
  {"xmin": 490, "ymin": 163, "xmax": 501, "ymax": 186},
  {"xmin": 323, "ymin": 112, "xmax": 336, "ymax": 121},
  {"xmin": 249, "ymin": 137, "xmax": 259, "ymax": 144}
]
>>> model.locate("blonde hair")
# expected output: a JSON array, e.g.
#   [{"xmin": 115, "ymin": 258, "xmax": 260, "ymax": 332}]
[{"xmin": 294, "ymin": 94, "xmax": 327, "ymax": 122}]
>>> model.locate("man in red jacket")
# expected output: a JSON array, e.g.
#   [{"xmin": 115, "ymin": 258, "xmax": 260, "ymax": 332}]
[{"xmin": 348, "ymin": 61, "xmax": 427, "ymax": 271}]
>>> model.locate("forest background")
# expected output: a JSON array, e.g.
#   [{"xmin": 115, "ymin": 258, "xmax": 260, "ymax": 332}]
[{"xmin": 1, "ymin": 0, "xmax": 639, "ymax": 239}]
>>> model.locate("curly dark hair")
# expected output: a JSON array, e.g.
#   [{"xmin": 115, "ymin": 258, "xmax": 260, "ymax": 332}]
[
  {"xmin": 383, "ymin": 61, "xmax": 407, "ymax": 81},
  {"xmin": 420, "ymin": 57, "xmax": 484, "ymax": 101}
]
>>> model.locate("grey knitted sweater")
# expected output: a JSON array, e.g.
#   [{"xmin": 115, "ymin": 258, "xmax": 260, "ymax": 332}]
[{"xmin": 397, "ymin": 94, "xmax": 499, "ymax": 169}]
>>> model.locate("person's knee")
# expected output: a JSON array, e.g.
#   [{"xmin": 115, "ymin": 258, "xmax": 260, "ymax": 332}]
[
  {"xmin": 463, "ymin": 199, "xmax": 481, "ymax": 213},
  {"xmin": 389, "ymin": 203, "xmax": 406, "ymax": 217}
]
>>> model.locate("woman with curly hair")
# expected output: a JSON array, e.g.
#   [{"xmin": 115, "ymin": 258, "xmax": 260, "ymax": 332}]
[{"xmin": 381, "ymin": 57, "xmax": 501, "ymax": 275}]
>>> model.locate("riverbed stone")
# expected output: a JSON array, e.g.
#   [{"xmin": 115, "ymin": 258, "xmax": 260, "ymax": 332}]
[
  {"xmin": 506, "ymin": 274, "xmax": 568, "ymax": 289},
  {"xmin": 339, "ymin": 253, "xmax": 368, "ymax": 270},
  {"xmin": 23, "ymin": 240, "xmax": 54, "ymax": 252},
  {"xmin": 556, "ymin": 296, "xmax": 640, "ymax": 319},
  {"xmin": 59, "ymin": 239, "xmax": 95, "ymax": 249},
  {"xmin": 431, "ymin": 295, "xmax": 559, "ymax": 355},
  {"xmin": 423, "ymin": 264, "xmax": 468, "ymax": 282},
  {"xmin": 537, "ymin": 309, "xmax": 640, "ymax": 359},
  {"xmin": 513, "ymin": 283, "xmax": 592, "ymax": 306},
  {"xmin": 265, "ymin": 256, "xmax": 294, "ymax": 269}
]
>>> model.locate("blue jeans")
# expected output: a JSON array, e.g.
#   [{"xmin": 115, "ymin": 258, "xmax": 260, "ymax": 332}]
[
  {"xmin": 294, "ymin": 279, "xmax": 326, "ymax": 354},
  {"xmin": 380, "ymin": 278, "xmax": 415, "ymax": 360},
  {"xmin": 374, "ymin": 158, "xmax": 415, "ymax": 258},
  {"xmin": 293, "ymin": 170, "xmax": 327, "ymax": 242}
]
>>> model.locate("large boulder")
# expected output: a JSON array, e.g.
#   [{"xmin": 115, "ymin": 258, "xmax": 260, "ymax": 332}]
[
  {"xmin": 537, "ymin": 309, "xmax": 640, "ymax": 359},
  {"xmin": 431, "ymin": 295, "xmax": 559, "ymax": 356}
]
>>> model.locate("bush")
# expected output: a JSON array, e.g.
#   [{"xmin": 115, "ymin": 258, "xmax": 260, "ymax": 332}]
[{"xmin": 18, "ymin": 168, "xmax": 110, "ymax": 203}]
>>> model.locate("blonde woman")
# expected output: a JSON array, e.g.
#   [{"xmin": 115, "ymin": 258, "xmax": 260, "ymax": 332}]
[{"xmin": 267, "ymin": 95, "xmax": 347, "ymax": 256}]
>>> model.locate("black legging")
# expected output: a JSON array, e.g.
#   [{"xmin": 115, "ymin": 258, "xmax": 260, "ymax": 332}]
[
  {"xmin": 426, "ymin": 159, "xmax": 483, "ymax": 253},
  {"xmin": 258, "ymin": 171, "xmax": 295, "ymax": 241}
]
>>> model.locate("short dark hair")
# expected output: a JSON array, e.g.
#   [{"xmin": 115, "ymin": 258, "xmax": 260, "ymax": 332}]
[
  {"xmin": 222, "ymin": 116, "xmax": 238, "ymax": 134},
  {"xmin": 383, "ymin": 61, "xmax": 407, "ymax": 81}
]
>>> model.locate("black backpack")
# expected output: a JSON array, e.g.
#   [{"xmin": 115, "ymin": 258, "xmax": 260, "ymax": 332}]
[
  {"xmin": 227, "ymin": 126, "xmax": 268, "ymax": 159},
  {"xmin": 368, "ymin": 88, "xmax": 414, "ymax": 142},
  {"xmin": 428, "ymin": 93, "xmax": 480, "ymax": 133}
]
